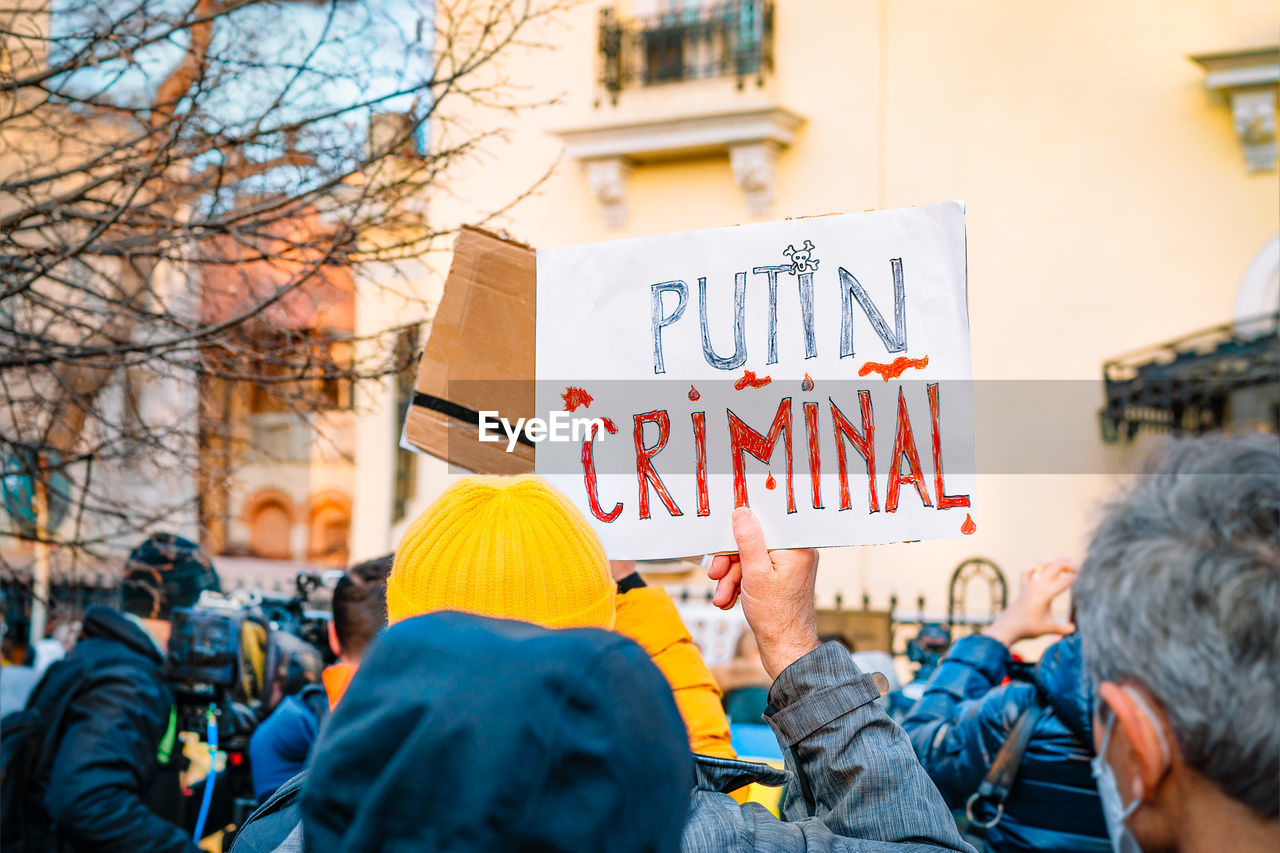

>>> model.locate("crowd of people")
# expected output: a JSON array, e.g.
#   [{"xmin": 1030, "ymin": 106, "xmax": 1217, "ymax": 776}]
[{"xmin": 1, "ymin": 432, "xmax": 1276, "ymax": 852}]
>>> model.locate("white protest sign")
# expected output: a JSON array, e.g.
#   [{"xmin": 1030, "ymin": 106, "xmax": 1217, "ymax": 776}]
[{"xmin": 534, "ymin": 201, "xmax": 975, "ymax": 560}]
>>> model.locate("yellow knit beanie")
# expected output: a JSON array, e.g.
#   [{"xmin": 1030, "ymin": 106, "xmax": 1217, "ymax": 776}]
[{"xmin": 387, "ymin": 475, "xmax": 615, "ymax": 630}]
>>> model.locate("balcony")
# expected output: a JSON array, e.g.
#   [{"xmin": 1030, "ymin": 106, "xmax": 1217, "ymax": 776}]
[
  {"xmin": 560, "ymin": 1, "xmax": 799, "ymax": 228},
  {"xmin": 598, "ymin": 1, "xmax": 774, "ymax": 102},
  {"xmin": 1099, "ymin": 312, "xmax": 1280, "ymax": 442}
]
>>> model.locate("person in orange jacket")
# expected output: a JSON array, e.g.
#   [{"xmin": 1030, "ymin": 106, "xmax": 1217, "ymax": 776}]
[
  {"xmin": 318, "ymin": 555, "xmax": 391, "ymax": 709},
  {"xmin": 610, "ymin": 558, "xmax": 735, "ymax": 761},
  {"xmin": 385, "ymin": 475, "xmax": 738, "ymax": 765}
]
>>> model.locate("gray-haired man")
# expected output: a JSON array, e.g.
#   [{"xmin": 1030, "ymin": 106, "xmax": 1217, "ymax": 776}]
[{"xmin": 1074, "ymin": 434, "xmax": 1279, "ymax": 853}]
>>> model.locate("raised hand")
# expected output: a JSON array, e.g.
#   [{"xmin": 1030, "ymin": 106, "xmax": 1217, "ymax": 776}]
[{"xmin": 983, "ymin": 557, "xmax": 1077, "ymax": 647}]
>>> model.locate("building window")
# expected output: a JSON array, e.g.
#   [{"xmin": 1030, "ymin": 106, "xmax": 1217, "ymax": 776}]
[
  {"xmin": 245, "ymin": 332, "xmax": 354, "ymax": 415},
  {"xmin": 121, "ymin": 366, "xmax": 146, "ymax": 444},
  {"xmin": 598, "ymin": 1, "xmax": 774, "ymax": 103}
]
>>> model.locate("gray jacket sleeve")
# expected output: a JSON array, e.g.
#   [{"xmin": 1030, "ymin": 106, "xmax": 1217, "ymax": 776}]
[{"xmin": 682, "ymin": 642, "xmax": 975, "ymax": 852}]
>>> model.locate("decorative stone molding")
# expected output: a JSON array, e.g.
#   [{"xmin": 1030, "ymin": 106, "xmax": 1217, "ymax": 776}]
[
  {"xmin": 1190, "ymin": 46, "xmax": 1279, "ymax": 173},
  {"xmin": 1229, "ymin": 89, "xmax": 1277, "ymax": 172},
  {"xmin": 559, "ymin": 105, "xmax": 803, "ymax": 161},
  {"xmin": 729, "ymin": 141, "xmax": 780, "ymax": 216},
  {"xmin": 585, "ymin": 156, "xmax": 632, "ymax": 229},
  {"xmin": 558, "ymin": 105, "xmax": 804, "ymax": 226}
]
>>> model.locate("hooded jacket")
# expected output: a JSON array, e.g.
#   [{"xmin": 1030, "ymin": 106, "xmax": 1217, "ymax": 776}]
[
  {"xmin": 238, "ymin": 580, "xmax": 736, "ymax": 814},
  {"xmin": 233, "ymin": 641, "xmax": 975, "ymax": 853},
  {"xmin": 21, "ymin": 606, "xmax": 196, "ymax": 853},
  {"xmin": 298, "ymin": 611, "xmax": 694, "ymax": 852},
  {"xmin": 902, "ymin": 633, "xmax": 1108, "ymax": 852}
]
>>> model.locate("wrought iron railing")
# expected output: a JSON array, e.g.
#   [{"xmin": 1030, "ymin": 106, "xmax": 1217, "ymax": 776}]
[
  {"xmin": 668, "ymin": 554, "xmax": 1006, "ymax": 660},
  {"xmin": 598, "ymin": 1, "xmax": 774, "ymax": 103},
  {"xmin": 1100, "ymin": 312, "xmax": 1280, "ymax": 442}
]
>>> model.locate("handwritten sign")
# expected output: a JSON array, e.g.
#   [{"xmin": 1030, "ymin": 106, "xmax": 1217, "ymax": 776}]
[{"xmin": 535, "ymin": 202, "xmax": 975, "ymax": 559}]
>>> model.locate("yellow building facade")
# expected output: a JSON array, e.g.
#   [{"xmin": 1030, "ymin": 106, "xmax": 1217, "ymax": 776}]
[{"xmin": 353, "ymin": 0, "xmax": 1278, "ymax": 632}]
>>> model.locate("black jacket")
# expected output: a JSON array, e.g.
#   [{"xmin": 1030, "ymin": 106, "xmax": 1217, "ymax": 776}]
[
  {"xmin": 902, "ymin": 633, "xmax": 1108, "ymax": 852},
  {"xmin": 24, "ymin": 606, "xmax": 196, "ymax": 853}
]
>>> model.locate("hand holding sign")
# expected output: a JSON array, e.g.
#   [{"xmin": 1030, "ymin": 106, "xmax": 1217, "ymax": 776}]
[{"xmin": 709, "ymin": 508, "xmax": 821, "ymax": 679}]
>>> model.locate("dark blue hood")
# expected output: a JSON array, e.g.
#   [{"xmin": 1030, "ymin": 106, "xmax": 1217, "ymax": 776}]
[
  {"xmin": 79, "ymin": 605, "xmax": 164, "ymax": 666},
  {"xmin": 1033, "ymin": 633, "xmax": 1094, "ymax": 742},
  {"xmin": 300, "ymin": 611, "xmax": 693, "ymax": 852}
]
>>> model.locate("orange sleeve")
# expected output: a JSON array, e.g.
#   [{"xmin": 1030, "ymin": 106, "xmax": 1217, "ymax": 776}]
[
  {"xmin": 613, "ymin": 585, "xmax": 736, "ymax": 760},
  {"xmin": 613, "ymin": 584, "xmax": 752, "ymax": 803}
]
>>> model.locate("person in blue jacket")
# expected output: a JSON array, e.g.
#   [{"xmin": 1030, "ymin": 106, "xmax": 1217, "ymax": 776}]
[
  {"xmin": 903, "ymin": 559, "xmax": 1109, "ymax": 853},
  {"xmin": 248, "ymin": 556, "xmax": 390, "ymax": 803}
]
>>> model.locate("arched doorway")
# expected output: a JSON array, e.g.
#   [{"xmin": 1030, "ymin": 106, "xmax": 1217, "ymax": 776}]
[{"xmin": 244, "ymin": 490, "xmax": 297, "ymax": 560}]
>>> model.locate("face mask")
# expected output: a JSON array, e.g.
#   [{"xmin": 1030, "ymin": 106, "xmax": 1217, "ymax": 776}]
[
  {"xmin": 1091, "ymin": 711, "xmax": 1143, "ymax": 853},
  {"xmin": 1091, "ymin": 688, "xmax": 1170, "ymax": 853}
]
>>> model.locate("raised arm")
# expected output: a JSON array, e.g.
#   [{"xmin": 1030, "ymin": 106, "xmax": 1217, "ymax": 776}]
[
  {"xmin": 696, "ymin": 508, "xmax": 974, "ymax": 851},
  {"xmin": 901, "ymin": 635, "xmax": 1020, "ymax": 805},
  {"xmin": 902, "ymin": 558, "xmax": 1078, "ymax": 806}
]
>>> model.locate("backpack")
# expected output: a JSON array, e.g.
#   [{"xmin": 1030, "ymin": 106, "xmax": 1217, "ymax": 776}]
[
  {"xmin": 230, "ymin": 769, "xmax": 309, "ymax": 853},
  {"xmin": 0, "ymin": 657, "xmax": 88, "ymax": 850},
  {"xmin": 294, "ymin": 684, "xmax": 329, "ymax": 728},
  {"xmin": 959, "ymin": 704, "xmax": 1044, "ymax": 853}
]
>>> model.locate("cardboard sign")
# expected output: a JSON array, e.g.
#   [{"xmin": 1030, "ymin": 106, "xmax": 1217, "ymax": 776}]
[
  {"xmin": 403, "ymin": 226, "xmax": 536, "ymax": 474},
  {"xmin": 535, "ymin": 202, "xmax": 975, "ymax": 559}
]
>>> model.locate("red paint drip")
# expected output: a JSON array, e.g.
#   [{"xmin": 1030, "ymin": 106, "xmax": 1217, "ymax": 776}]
[
  {"xmin": 858, "ymin": 355, "xmax": 930, "ymax": 382},
  {"xmin": 561, "ymin": 386, "xmax": 594, "ymax": 412},
  {"xmin": 765, "ymin": 471, "xmax": 777, "ymax": 490},
  {"xmin": 733, "ymin": 369, "xmax": 773, "ymax": 391},
  {"xmin": 961, "ymin": 513, "xmax": 977, "ymax": 535},
  {"xmin": 801, "ymin": 373, "xmax": 815, "ymax": 392},
  {"xmin": 688, "ymin": 385, "xmax": 701, "ymax": 401}
]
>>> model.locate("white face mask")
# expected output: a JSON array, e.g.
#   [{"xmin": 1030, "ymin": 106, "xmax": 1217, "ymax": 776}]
[
  {"xmin": 1091, "ymin": 688, "xmax": 1170, "ymax": 853},
  {"xmin": 1091, "ymin": 712, "xmax": 1143, "ymax": 853}
]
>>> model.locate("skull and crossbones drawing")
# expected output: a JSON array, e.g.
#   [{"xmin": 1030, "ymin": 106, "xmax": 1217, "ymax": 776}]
[{"xmin": 783, "ymin": 240, "xmax": 819, "ymax": 274}]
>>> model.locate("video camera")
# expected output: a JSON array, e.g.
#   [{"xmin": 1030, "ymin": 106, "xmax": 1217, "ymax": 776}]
[
  {"xmin": 164, "ymin": 572, "xmax": 335, "ymax": 840},
  {"xmin": 165, "ymin": 572, "xmax": 336, "ymax": 743},
  {"xmin": 166, "ymin": 597, "xmax": 268, "ymax": 752},
  {"xmin": 255, "ymin": 571, "xmax": 342, "ymax": 667}
]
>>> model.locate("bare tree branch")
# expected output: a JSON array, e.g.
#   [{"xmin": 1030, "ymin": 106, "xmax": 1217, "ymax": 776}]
[{"xmin": 0, "ymin": 0, "xmax": 572, "ymax": 561}]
